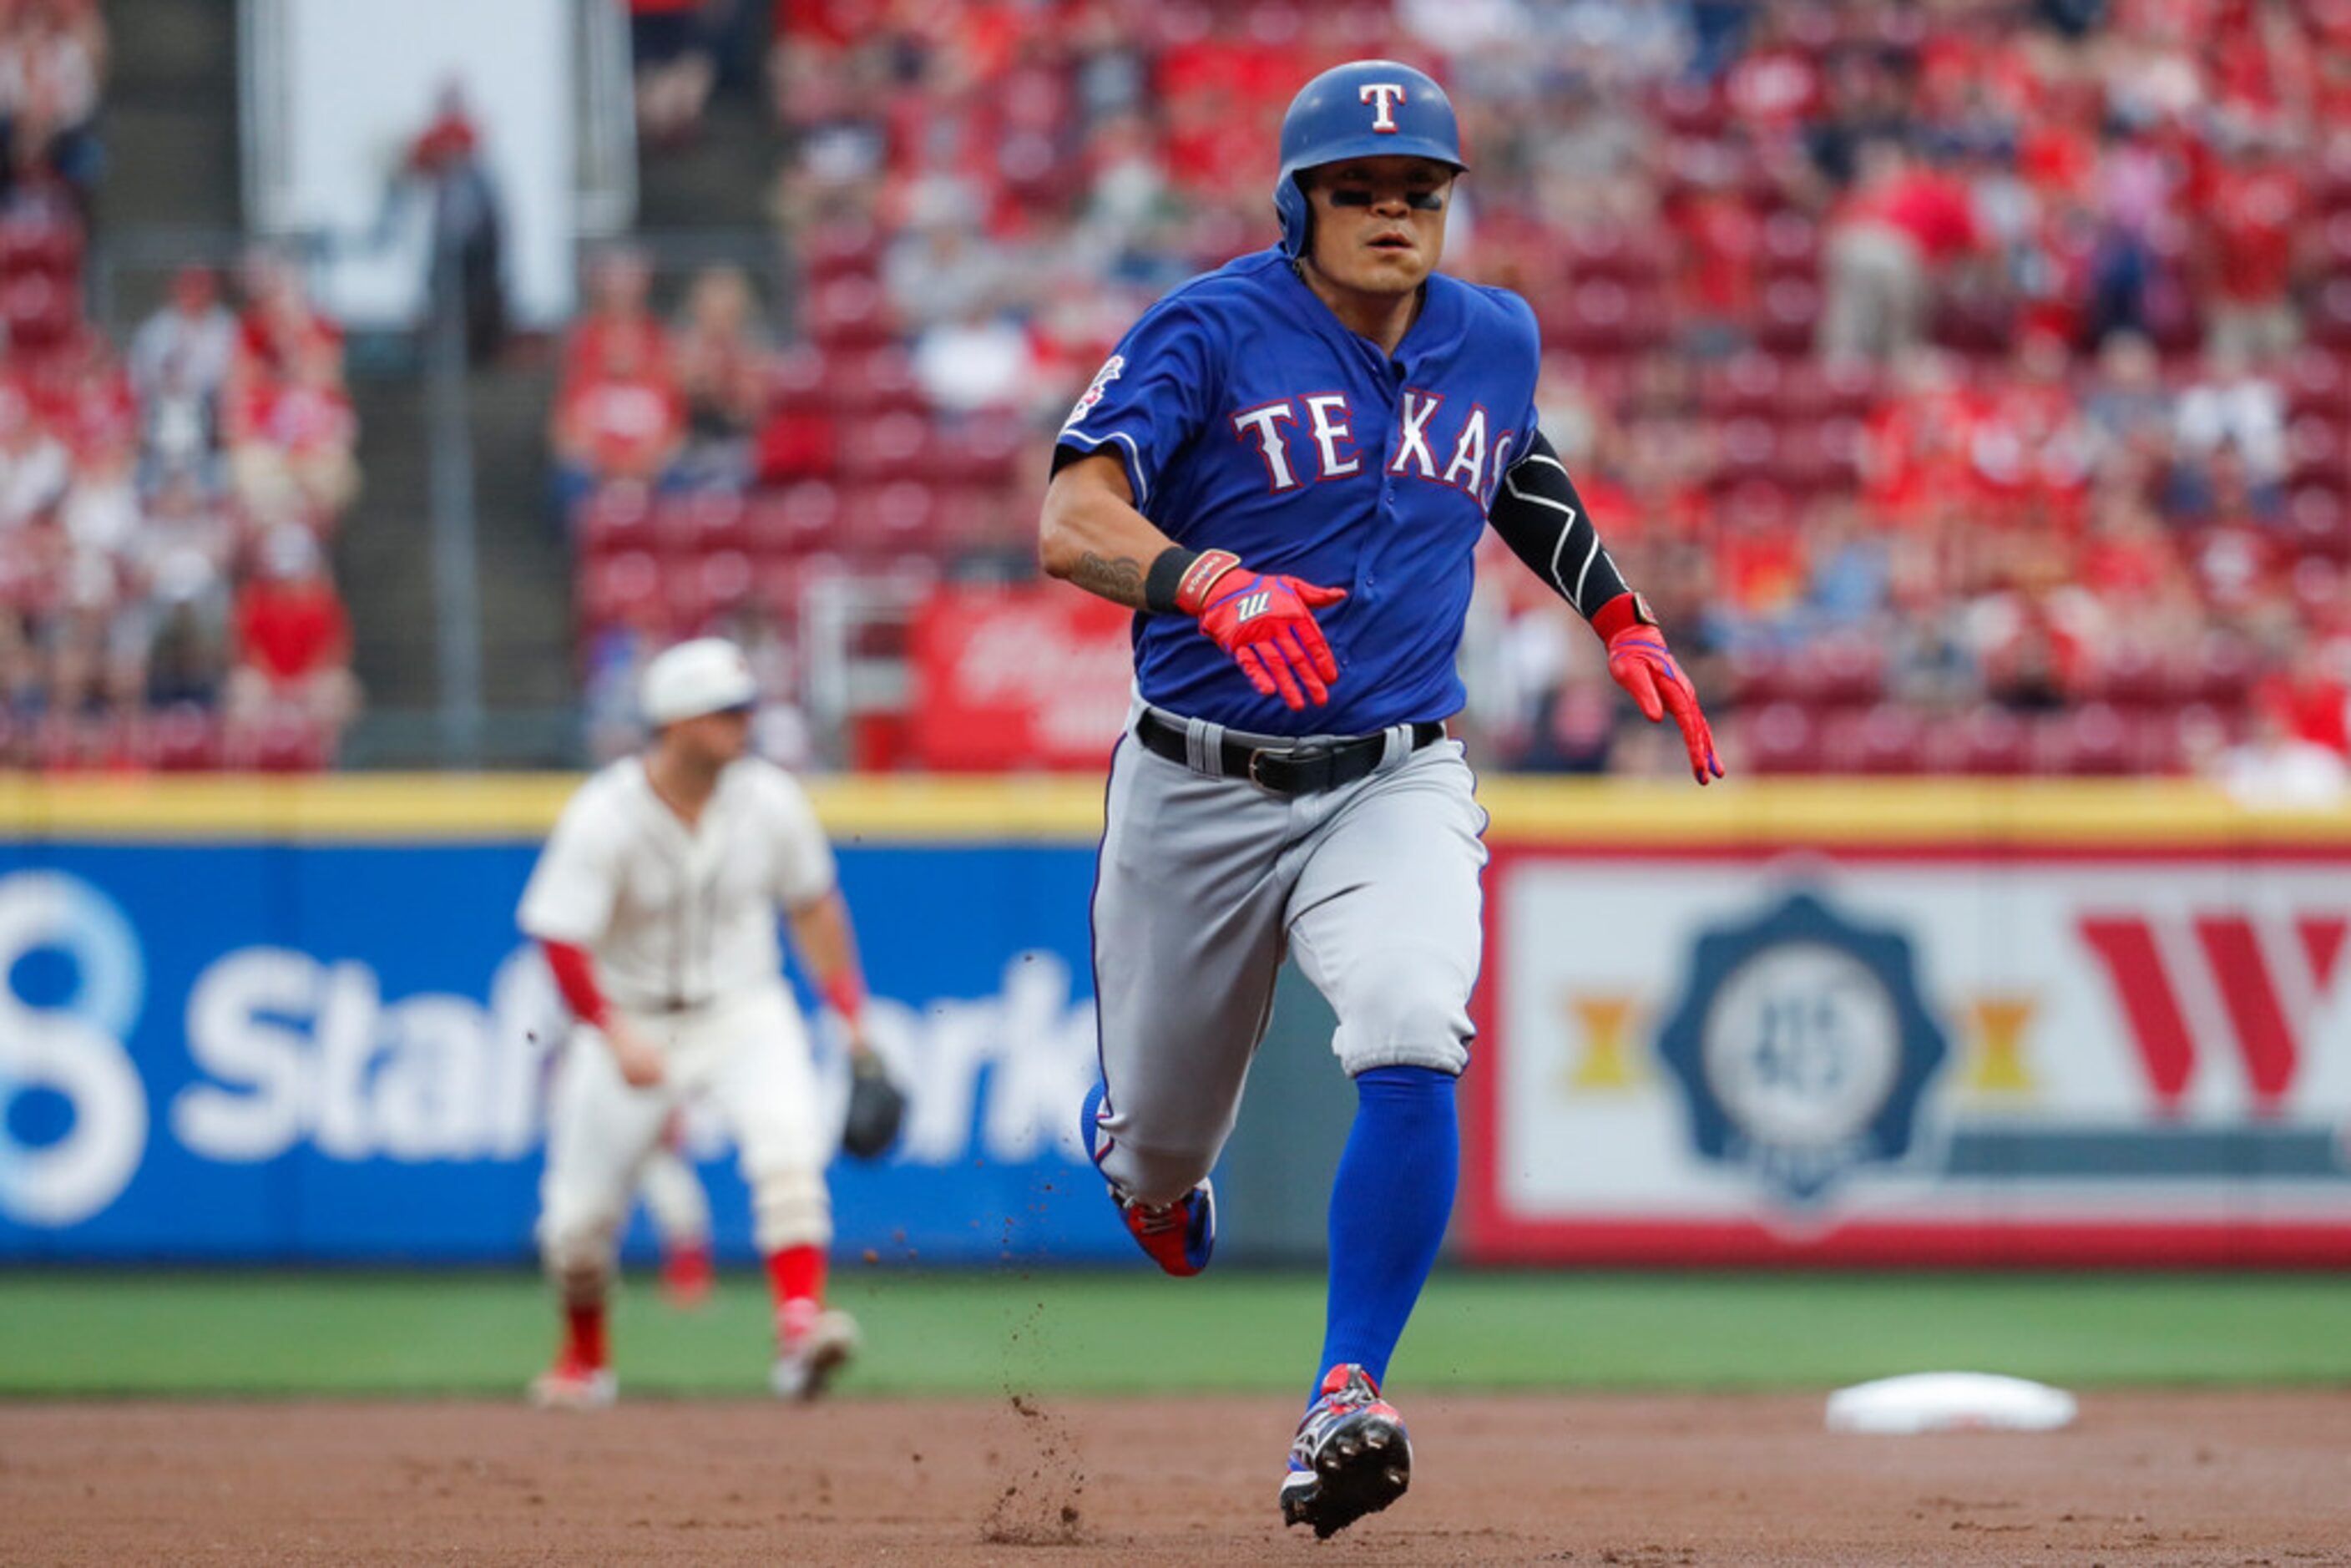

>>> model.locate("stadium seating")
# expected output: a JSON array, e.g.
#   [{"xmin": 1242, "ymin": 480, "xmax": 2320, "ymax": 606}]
[{"xmin": 550, "ymin": 0, "xmax": 2351, "ymax": 778}]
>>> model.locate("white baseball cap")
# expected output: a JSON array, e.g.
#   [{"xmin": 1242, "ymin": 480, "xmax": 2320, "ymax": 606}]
[{"xmin": 640, "ymin": 637, "xmax": 760, "ymax": 726}]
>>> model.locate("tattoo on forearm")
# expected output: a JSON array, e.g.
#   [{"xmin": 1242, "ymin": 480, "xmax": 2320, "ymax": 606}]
[{"xmin": 1073, "ymin": 551, "xmax": 1146, "ymax": 605}]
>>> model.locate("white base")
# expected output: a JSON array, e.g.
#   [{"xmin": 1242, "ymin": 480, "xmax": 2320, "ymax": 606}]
[{"xmin": 1826, "ymin": 1372, "xmax": 2077, "ymax": 1434}]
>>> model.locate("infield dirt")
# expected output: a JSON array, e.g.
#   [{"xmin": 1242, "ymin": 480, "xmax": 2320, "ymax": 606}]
[{"xmin": 4, "ymin": 1391, "xmax": 2347, "ymax": 1564}]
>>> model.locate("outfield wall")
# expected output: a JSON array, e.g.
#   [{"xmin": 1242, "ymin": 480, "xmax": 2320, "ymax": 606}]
[{"xmin": 2, "ymin": 776, "xmax": 2348, "ymax": 1266}]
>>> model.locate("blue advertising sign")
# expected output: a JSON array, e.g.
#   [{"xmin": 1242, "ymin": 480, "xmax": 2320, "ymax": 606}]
[{"xmin": 0, "ymin": 829, "xmax": 1119, "ymax": 1263}]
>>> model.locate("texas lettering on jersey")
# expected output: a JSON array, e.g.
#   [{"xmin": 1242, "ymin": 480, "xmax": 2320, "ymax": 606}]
[
  {"xmin": 1229, "ymin": 390, "xmax": 1514, "ymax": 508},
  {"xmin": 1054, "ymin": 246, "xmax": 1542, "ymax": 734}
]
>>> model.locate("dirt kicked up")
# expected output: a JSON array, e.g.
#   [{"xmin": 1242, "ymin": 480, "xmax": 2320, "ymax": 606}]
[{"xmin": 4, "ymin": 1391, "xmax": 2348, "ymax": 1565}]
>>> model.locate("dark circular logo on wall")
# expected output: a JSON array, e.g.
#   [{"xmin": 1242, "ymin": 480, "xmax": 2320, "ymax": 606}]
[{"xmin": 1655, "ymin": 889, "xmax": 1948, "ymax": 1206}]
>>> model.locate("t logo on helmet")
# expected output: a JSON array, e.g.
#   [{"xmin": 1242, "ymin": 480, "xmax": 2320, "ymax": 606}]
[{"xmin": 1358, "ymin": 83, "xmax": 1407, "ymax": 131}]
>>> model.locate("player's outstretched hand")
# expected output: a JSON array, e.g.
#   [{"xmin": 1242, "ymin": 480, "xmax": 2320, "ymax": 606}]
[
  {"xmin": 1595, "ymin": 594, "xmax": 1722, "ymax": 785},
  {"xmin": 1175, "ymin": 549, "xmax": 1347, "ymax": 711},
  {"xmin": 605, "ymin": 1016, "xmax": 667, "ymax": 1089}
]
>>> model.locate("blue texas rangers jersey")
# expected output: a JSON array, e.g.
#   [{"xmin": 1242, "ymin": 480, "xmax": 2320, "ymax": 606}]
[{"xmin": 1056, "ymin": 246, "xmax": 1542, "ymax": 736}]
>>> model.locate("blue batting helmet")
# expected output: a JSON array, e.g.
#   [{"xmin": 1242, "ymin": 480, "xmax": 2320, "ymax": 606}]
[{"xmin": 1273, "ymin": 60, "xmax": 1466, "ymax": 257}]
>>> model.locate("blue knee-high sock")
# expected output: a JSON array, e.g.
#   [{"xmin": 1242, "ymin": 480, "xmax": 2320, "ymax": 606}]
[{"xmin": 1316, "ymin": 1065, "xmax": 1458, "ymax": 1397}]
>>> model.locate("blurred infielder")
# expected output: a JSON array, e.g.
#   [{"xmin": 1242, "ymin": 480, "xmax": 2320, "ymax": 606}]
[
  {"xmin": 1042, "ymin": 61, "xmax": 1719, "ymax": 1535},
  {"xmin": 519, "ymin": 636, "xmax": 886, "ymax": 1407}
]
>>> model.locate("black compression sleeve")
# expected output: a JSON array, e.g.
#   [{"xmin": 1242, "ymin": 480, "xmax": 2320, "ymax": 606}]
[{"xmin": 1488, "ymin": 430, "xmax": 1631, "ymax": 620}]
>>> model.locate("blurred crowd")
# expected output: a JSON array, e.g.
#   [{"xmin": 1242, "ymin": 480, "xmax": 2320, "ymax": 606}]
[
  {"xmin": 3, "ymin": 245, "xmax": 365, "ymax": 771},
  {"xmin": 0, "ymin": 0, "xmax": 365, "ymax": 772},
  {"xmin": 569, "ymin": 0, "xmax": 2351, "ymax": 787}
]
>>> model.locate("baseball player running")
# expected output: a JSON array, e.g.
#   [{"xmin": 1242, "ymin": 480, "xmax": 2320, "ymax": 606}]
[
  {"xmin": 520, "ymin": 636, "xmax": 875, "ymax": 1407},
  {"xmin": 1043, "ymin": 60, "xmax": 1719, "ymax": 1536}
]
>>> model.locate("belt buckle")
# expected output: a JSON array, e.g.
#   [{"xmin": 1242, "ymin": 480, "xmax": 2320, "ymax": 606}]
[{"xmin": 1246, "ymin": 741, "xmax": 1329, "ymax": 792}]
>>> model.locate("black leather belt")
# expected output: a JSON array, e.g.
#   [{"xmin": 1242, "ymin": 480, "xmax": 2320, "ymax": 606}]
[{"xmin": 1134, "ymin": 709, "xmax": 1443, "ymax": 795}]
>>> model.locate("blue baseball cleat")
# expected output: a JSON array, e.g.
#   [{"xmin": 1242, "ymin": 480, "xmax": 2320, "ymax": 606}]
[
  {"xmin": 1279, "ymin": 1363, "xmax": 1413, "ymax": 1537},
  {"xmin": 1079, "ymin": 1080, "xmax": 1216, "ymax": 1277}
]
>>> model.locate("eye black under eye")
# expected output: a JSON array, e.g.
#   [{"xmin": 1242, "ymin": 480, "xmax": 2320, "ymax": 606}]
[
  {"xmin": 1406, "ymin": 190, "xmax": 1443, "ymax": 210},
  {"xmin": 1331, "ymin": 189, "xmax": 1372, "ymax": 207}
]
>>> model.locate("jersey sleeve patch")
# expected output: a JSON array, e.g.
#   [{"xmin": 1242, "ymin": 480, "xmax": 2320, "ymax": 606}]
[
  {"xmin": 1060, "ymin": 354, "xmax": 1126, "ymax": 434},
  {"xmin": 1052, "ymin": 297, "xmax": 1219, "ymax": 515}
]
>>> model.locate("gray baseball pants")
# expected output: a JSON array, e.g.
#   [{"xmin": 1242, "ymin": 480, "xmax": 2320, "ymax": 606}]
[{"xmin": 1087, "ymin": 708, "xmax": 1489, "ymax": 1206}]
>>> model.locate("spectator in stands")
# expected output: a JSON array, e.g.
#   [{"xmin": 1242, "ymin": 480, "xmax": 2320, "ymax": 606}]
[
  {"xmin": 2217, "ymin": 704, "xmax": 2348, "ymax": 807},
  {"xmin": 226, "ymin": 336, "xmax": 361, "ymax": 528},
  {"xmin": 549, "ymin": 326, "xmax": 686, "ymax": 518},
  {"xmin": 1818, "ymin": 139, "xmax": 1983, "ymax": 367},
  {"xmin": 2193, "ymin": 128, "xmax": 2308, "ymax": 364},
  {"xmin": 134, "ymin": 473, "xmax": 236, "ymax": 706},
  {"xmin": 911, "ymin": 301, "xmax": 1036, "ymax": 416},
  {"xmin": 407, "ymin": 80, "xmax": 508, "ymax": 365},
  {"xmin": 0, "ymin": 384, "xmax": 67, "ymax": 529},
  {"xmin": 690, "ymin": 0, "xmax": 2351, "ymax": 778},
  {"xmin": 0, "ymin": 0, "xmax": 104, "ymax": 202},
  {"xmin": 129, "ymin": 265, "xmax": 235, "ymax": 411},
  {"xmin": 58, "ymin": 427, "xmax": 134, "ymax": 559},
  {"xmin": 225, "ymin": 524, "xmax": 359, "ymax": 754},
  {"xmin": 2081, "ymin": 329, "xmax": 2172, "ymax": 470},
  {"xmin": 44, "ymin": 537, "xmax": 135, "ymax": 721},
  {"xmin": 2173, "ymin": 344, "xmax": 2288, "ymax": 497},
  {"xmin": 233, "ymin": 250, "xmax": 343, "ymax": 389},
  {"xmin": 630, "ymin": 0, "xmax": 720, "ymax": 148},
  {"xmin": 564, "ymin": 245, "xmax": 666, "ymax": 388},
  {"xmin": 128, "ymin": 268, "xmax": 229, "ymax": 488},
  {"xmin": 670, "ymin": 265, "xmax": 772, "ymax": 489}
]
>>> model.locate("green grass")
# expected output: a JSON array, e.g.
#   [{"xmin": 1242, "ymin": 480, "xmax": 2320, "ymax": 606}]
[{"xmin": 1, "ymin": 1268, "xmax": 2345, "ymax": 1399}]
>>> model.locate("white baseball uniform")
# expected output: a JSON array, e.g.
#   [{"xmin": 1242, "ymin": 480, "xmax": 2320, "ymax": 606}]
[{"xmin": 519, "ymin": 754, "xmax": 839, "ymax": 1289}]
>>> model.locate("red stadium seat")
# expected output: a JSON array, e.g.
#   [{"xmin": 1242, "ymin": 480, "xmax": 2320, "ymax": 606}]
[
  {"xmin": 1951, "ymin": 706, "xmax": 2030, "ymax": 775},
  {"xmin": 836, "ymin": 409, "xmax": 932, "ymax": 482},
  {"xmin": 579, "ymin": 549, "xmax": 665, "ymax": 632},
  {"xmin": 800, "ymin": 218, "xmax": 883, "ymax": 281},
  {"xmin": 1758, "ymin": 210, "xmax": 1820, "ymax": 278},
  {"xmin": 574, "ymin": 485, "xmax": 655, "ymax": 557},
  {"xmin": 2287, "ymin": 413, "xmax": 2348, "ymax": 493},
  {"xmin": 2190, "ymin": 636, "xmax": 2262, "ymax": 705},
  {"xmin": 0, "ymin": 210, "xmax": 80, "ymax": 280},
  {"xmin": 1846, "ymin": 704, "xmax": 1928, "ymax": 775},
  {"xmin": 1786, "ymin": 359, "xmax": 1880, "ymax": 420},
  {"xmin": 803, "ymin": 273, "xmax": 892, "ymax": 350},
  {"xmin": 653, "ymin": 490, "xmax": 751, "ymax": 558},
  {"xmin": 2288, "ymin": 485, "xmax": 2351, "ymax": 559},
  {"xmin": 2091, "ymin": 642, "xmax": 2173, "ymax": 710},
  {"xmin": 2283, "ymin": 348, "xmax": 2351, "ymax": 420},
  {"xmin": 760, "ymin": 480, "xmax": 847, "ymax": 554},
  {"xmin": 832, "ymin": 346, "xmax": 923, "ymax": 414},
  {"xmin": 1728, "ymin": 646, "xmax": 1795, "ymax": 706},
  {"xmin": 146, "ymin": 703, "xmax": 225, "ymax": 772},
  {"xmin": 1651, "ymin": 77, "xmax": 1725, "ymax": 137},
  {"xmin": 1797, "ymin": 636, "xmax": 1885, "ymax": 710},
  {"xmin": 2040, "ymin": 702, "xmax": 2134, "ymax": 776},
  {"xmin": 1698, "ymin": 352, "xmax": 1786, "ymax": 420},
  {"xmin": 1745, "ymin": 701, "xmax": 1823, "ymax": 775},
  {"xmin": 1709, "ymin": 415, "xmax": 1781, "ymax": 491},
  {"xmin": 1753, "ymin": 276, "xmax": 1823, "ymax": 353},
  {"xmin": 1, "ymin": 272, "xmax": 74, "ymax": 350},
  {"xmin": 2309, "ymin": 279, "xmax": 2351, "ymax": 351},
  {"xmin": 937, "ymin": 413, "xmax": 1026, "ymax": 489},
  {"xmin": 861, "ymin": 479, "xmax": 943, "ymax": 554},
  {"xmin": 665, "ymin": 549, "xmax": 756, "ymax": 630},
  {"xmin": 239, "ymin": 712, "xmax": 332, "ymax": 773}
]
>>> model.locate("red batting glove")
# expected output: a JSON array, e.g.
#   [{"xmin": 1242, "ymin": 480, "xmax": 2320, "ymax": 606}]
[
  {"xmin": 1592, "ymin": 593, "xmax": 1722, "ymax": 785},
  {"xmin": 1175, "ymin": 549, "xmax": 1347, "ymax": 711}
]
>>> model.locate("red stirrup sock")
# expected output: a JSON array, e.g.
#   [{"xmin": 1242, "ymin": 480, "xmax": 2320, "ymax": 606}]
[
  {"xmin": 766, "ymin": 1245, "xmax": 827, "ymax": 1341},
  {"xmin": 563, "ymin": 1300, "xmax": 609, "ymax": 1370}
]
